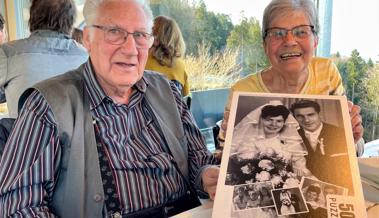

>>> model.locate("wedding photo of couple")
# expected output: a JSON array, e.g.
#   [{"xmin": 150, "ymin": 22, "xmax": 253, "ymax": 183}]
[
  {"xmin": 225, "ymin": 95, "xmax": 354, "ymax": 195},
  {"xmin": 214, "ymin": 93, "xmax": 366, "ymax": 218}
]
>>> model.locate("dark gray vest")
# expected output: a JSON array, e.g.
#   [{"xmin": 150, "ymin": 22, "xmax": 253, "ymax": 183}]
[{"xmin": 19, "ymin": 67, "xmax": 188, "ymax": 218}]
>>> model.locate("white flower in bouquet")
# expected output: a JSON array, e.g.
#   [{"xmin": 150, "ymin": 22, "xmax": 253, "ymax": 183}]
[
  {"xmin": 258, "ymin": 159, "xmax": 274, "ymax": 171},
  {"xmin": 241, "ymin": 163, "xmax": 254, "ymax": 174},
  {"xmin": 283, "ymin": 177, "xmax": 300, "ymax": 188},
  {"xmin": 236, "ymin": 145, "xmax": 259, "ymax": 160},
  {"xmin": 271, "ymin": 175, "xmax": 283, "ymax": 187},
  {"xmin": 256, "ymin": 171, "xmax": 271, "ymax": 182}
]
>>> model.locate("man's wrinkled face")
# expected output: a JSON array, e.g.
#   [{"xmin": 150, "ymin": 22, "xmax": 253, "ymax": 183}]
[{"xmin": 83, "ymin": 0, "xmax": 151, "ymax": 96}]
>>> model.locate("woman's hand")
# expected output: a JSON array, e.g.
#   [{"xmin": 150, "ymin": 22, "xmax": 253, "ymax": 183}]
[{"xmin": 348, "ymin": 101, "xmax": 364, "ymax": 144}]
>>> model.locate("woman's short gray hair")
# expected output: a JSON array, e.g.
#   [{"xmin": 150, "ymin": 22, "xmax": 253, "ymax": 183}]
[
  {"xmin": 262, "ymin": 0, "xmax": 319, "ymax": 39},
  {"xmin": 83, "ymin": 0, "xmax": 153, "ymax": 32}
]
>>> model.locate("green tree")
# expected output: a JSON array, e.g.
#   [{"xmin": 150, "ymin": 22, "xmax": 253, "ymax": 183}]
[
  {"xmin": 364, "ymin": 65, "xmax": 379, "ymax": 140},
  {"xmin": 226, "ymin": 16, "xmax": 268, "ymax": 76},
  {"xmin": 150, "ymin": 0, "xmax": 233, "ymax": 55},
  {"xmin": 151, "ymin": 0, "xmax": 196, "ymax": 54},
  {"xmin": 344, "ymin": 49, "xmax": 369, "ymax": 105},
  {"xmin": 191, "ymin": 1, "xmax": 233, "ymax": 54}
]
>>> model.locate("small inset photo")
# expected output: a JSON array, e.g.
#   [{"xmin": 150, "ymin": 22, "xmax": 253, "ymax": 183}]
[
  {"xmin": 272, "ymin": 187, "xmax": 308, "ymax": 216},
  {"xmin": 301, "ymin": 177, "xmax": 347, "ymax": 209},
  {"xmin": 232, "ymin": 182, "xmax": 276, "ymax": 211}
]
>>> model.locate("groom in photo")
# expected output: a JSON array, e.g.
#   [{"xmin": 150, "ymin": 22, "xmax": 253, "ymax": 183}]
[{"xmin": 290, "ymin": 100, "xmax": 353, "ymax": 194}]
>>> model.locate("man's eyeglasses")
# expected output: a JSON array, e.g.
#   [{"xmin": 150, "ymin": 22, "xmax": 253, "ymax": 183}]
[
  {"xmin": 90, "ymin": 25, "xmax": 154, "ymax": 48},
  {"xmin": 264, "ymin": 25, "xmax": 315, "ymax": 41}
]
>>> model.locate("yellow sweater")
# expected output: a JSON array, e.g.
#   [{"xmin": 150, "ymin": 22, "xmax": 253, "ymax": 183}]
[
  {"xmin": 145, "ymin": 54, "xmax": 190, "ymax": 96},
  {"xmin": 225, "ymin": 57, "xmax": 345, "ymax": 111}
]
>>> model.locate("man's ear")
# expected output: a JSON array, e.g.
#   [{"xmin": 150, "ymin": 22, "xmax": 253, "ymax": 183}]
[{"xmin": 83, "ymin": 27, "xmax": 91, "ymax": 52}]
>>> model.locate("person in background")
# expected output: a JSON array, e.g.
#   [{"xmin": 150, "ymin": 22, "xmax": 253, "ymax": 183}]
[
  {"xmin": 145, "ymin": 15, "xmax": 190, "ymax": 96},
  {"xmin": 0, "ymin": 13, "xmax": 7, "ymax": 103},
  {"xmin": 0, "ymin": 0, "xmax": 88, "ymax": 118},
  {"xmin": 72, "ymin": 27, "xmax": 84, "ymax": 44},
  {"xmin": 0, "ymin": 13, "xmax": 7, "ymax": 44},
  {"xmin": 0, "ymin": 0, "xmax": 218, "ymax": 217},
  {"xmin": 219, "ymin": 0, "xmax": 364, "ymax": 155}
]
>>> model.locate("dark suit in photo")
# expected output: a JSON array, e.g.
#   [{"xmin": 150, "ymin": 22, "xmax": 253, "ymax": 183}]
[{"xmin": 298, "ymin": 123, "xmax": 354, "ymax": 194}]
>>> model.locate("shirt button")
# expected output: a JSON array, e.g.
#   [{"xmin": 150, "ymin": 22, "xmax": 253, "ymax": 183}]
[{"xmin": 93, "ymin": 194, "xmax": 103, "ymax": 202}]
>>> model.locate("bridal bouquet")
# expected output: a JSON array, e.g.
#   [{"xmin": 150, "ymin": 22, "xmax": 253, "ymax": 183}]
[{"xmin": 225, "ymin": 146, "xmax": 300, "ymax": 188}]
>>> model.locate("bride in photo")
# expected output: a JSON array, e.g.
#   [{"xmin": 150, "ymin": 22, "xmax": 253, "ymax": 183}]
[{"xmin": 231, "ymin": 100, "xmax": 311, "ymax": 177}]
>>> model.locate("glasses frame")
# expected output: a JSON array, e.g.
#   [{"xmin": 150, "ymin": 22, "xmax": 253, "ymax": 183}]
[
  {"xmin": 264, "ymin": 25, "xmax": 315, "ymax": 41},
  {"xmin": 90, "ymin": 24, "xmax": 154, "ymax": 48}
]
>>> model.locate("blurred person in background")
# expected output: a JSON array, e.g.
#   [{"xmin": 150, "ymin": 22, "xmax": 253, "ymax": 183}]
[
  {"xmin": 0, "ymin": 0, "xmax": 88, "ymax": 118},
  {"xmin": 72, "ymin": 27, "xmax": 83, "ymax": 44},
  {"xmin": 0, "ymin": 13, "xmax": 7, "ymax": 106},
  {"xmin": 145, "ymin": 15, "xmax": 190, "ymax": 96},
  {"xmin": 0, "ymin": 13, "xmax": 7, "ymax": 44}
]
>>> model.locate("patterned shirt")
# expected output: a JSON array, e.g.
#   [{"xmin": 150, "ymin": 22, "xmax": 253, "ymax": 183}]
[{"xmin": 0, "ymin": 61, "xmax": 215, "ymax": 217}]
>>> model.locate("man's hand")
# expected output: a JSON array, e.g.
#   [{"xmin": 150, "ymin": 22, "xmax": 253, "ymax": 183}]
[
  {"xmin": 202, "ymin": 166, "xmax": 219, "ymax": 200},
  {"xmin": 348, "ymin": 101, "xmax": 364, "ymax": 144}
]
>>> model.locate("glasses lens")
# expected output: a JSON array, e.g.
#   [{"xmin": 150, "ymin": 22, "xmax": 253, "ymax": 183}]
[
  {"xmin": 292, "ymin": 26, "xmax": 313, "ymax": 39},
  {"xmin": 132, "ymin": 32, "xmax": 152, "ymax": 48},
  {"xmin": 105, "ymin": 28, "xmax": 124, "ymax": 44},
  {"xmin": 268, "ymin": 28, "xmax": 287, "ymax": 40}
]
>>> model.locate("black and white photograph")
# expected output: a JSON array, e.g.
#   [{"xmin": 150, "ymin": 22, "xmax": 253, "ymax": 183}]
[
  {"xmin": 213, "ymin": 93, "xmax": 366, "ymax": 218},
  {"xmin": 231, "ymin": 182, "xmax": 275, "ymax": 211},
  {"xmin": 301, "ymin": 177, "xmax": 347, "ymax": 209},
  {"xmin": 225, "ymin": 94, "xmax": 354, "ymax": 192},
  {"xmin": 272, "ymin": 187, "xmax": 308, "ymax": 216}
]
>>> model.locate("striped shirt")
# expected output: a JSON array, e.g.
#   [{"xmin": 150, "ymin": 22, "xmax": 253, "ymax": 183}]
[{"xmin": 0, "ymin": 61, "xmax": 215, "ymax": 217}]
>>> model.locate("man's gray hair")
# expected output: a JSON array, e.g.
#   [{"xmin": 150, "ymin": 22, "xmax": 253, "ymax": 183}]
[
  {"xmin": 262, "ymin": 0, "xmax": 319, "ymax": 39},
  {"xmin": 83, "ymin": 0, "xmax": 153, "ymax": 32}
]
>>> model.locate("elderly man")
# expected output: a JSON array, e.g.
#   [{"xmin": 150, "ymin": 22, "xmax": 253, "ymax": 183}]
[
  {"xmin": 290, "ymin": 100, "xmax": 354, "ymax": 194},
  {"xmin": 0, "ymin": 0, "xmax": 219, "ymax": 217}
]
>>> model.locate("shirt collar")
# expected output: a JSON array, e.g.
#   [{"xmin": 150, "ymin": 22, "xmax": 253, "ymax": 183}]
[
  {"xmin": 83, "ymin": 59, "xmax": 149, "ymax": 110},
  {"xmin": 31, "ymin": 29, "xmax": 71, "ymax": 39},
  {"xmin": 304, "ymin": 123, "xmax": 323, "ymax": 138}
]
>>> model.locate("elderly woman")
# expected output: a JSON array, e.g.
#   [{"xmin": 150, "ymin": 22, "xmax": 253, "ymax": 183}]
[
  {"xmin": 221, "ymin": 0, "xmax": 363, "ymax": 154},
  {"xmin": 145, "ymin": 15, "xmax": 190, "ymax": 96}
]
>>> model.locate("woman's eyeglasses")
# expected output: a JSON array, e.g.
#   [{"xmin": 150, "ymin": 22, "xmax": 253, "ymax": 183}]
[{"xmin": 264, "ymin": 25, "xmax": 315, "ymax": 41}]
